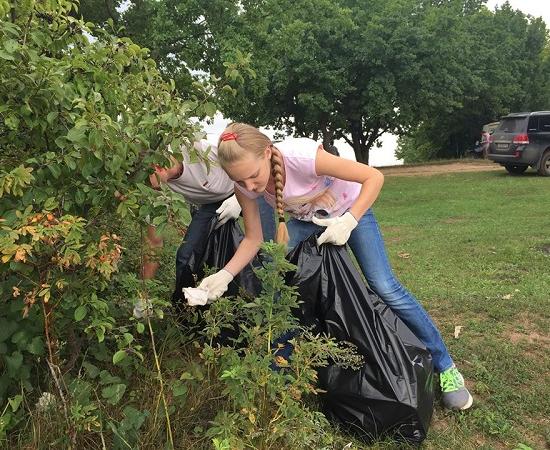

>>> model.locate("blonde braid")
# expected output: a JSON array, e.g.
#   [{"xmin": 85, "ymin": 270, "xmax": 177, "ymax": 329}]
[{"xmin": 270, "ymin": 147, "xmax": 289, "ymax": 246}]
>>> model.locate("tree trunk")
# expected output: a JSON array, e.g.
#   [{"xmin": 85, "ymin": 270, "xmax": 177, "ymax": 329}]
[{"xmin": 350, "ymin": 119, "xmax": 369, "ymax": 164}]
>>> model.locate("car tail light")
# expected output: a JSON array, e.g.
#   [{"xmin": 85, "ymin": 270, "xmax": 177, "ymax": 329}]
[{"xmin": 512, "ymin": 134, "xmax": 529, "ymax": 145}]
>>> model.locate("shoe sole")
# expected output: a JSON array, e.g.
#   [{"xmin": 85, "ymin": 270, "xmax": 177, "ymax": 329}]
[{"xmin": 459, "ymin": 392, "xmax": 474, "ymax": 410}]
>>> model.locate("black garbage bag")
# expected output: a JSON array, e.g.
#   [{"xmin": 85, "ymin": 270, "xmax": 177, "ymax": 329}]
[
  {"xmin": 172, "ymin": 216, "xmax": 261, "ymax": 306},
  {"xmin": 171, "ymin": 217, "xmax": 262, "ymax": 344},
  {"xmin": 286, "ymin": 234, "xmax": 434, "ymax": 444}
]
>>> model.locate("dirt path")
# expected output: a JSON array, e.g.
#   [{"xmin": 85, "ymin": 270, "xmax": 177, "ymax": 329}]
[{"xmin": 379, "ymin": 160, "xmax": 502, "ymax": 177}]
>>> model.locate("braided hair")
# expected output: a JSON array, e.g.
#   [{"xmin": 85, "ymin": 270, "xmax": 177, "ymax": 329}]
[{"xmin": 269, "ymin": 146, "xmax": 289, "ymax": 245}]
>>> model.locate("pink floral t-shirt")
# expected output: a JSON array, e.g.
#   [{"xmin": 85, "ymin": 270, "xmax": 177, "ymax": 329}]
[{"xmin": 237, "ymin": 137, "xmax": 361, "ymax": 221}]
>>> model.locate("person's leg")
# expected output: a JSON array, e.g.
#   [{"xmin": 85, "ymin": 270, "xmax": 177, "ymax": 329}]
[
  {"xmin": 173, "ymin": 201, "xmax": 222, "ymax": 303},
  {"xmin": 347, "ymin": 209, "xmax": 473, "ymax": 409},
  {"xmin": 269, "ymin": 218, "xmax": 320, "ymax": 369},
  {"xmin": 287, "ymin": 218, "xmax": 322, "ymax": 250},
  {"xmin": 257, "ymin": 196, "xmax": 276, "ymax": 242}
]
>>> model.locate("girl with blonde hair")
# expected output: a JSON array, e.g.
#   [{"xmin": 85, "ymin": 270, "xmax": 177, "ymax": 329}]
[{"xmin": 197, "ymin": 123, "xmax": 473, "ymax": 411}]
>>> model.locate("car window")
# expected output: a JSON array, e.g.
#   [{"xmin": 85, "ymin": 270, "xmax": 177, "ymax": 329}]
[
  {"xmin": 527, "ymin": 117, "xmax": 539, "ymax": 132},
  {"xmin": 538, "ymin": 115, "xmax": 550, "ymax": 132},
  {"xmin": 497, "ymin": 117, "xmax": 527, "ymax": 133}
]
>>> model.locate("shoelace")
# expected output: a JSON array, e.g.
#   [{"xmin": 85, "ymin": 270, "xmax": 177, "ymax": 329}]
[{"xmin": 440, "ymin": 368, "xmax": 464, "ymax": 392}]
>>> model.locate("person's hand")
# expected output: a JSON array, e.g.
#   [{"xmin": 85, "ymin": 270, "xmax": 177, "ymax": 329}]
[
  {"xmin": 216, "ymin": 195, "xmax": 241, "ymax": 227},
  {"xmin": 312, "ymin": 211, "xmax": 358, "ymax": 246},
  {"xmin": 197, "ymin": 269, "xmax": 234, "ymax": 301},
  {"xmin": 149, "ymin": 158, "xmax": 183, "ymax": 189}
]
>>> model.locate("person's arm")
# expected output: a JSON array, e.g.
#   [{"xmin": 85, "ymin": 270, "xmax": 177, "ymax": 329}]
[
  {"xmin": 141, "ymin": 158, "xmax": 183, "ymax": 278},
  {"xmin": 142, "ymin": 224, "xmax": 163, "ymax": 279},
  {"xmin": 149, "ymin": 157, "xmax": 183, "ymax": 189},
  {"xmin": 314, "ymin": 146, "xmax": 384, "ymax": 220},
  {"xmin": 223, "ymin": 188, "xmax": 263, "ymax": 276},
  {"xmin": 197, "ymin": 187, "xmax": 263, "ymax": 301}
]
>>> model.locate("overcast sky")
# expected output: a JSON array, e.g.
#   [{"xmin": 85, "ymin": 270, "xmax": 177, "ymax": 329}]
[{"xmin": 485, "ymin": 0, "xmax": 550, "ymax": 25}]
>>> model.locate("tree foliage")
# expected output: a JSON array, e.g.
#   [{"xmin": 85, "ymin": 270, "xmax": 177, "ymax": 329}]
[
  {"xmin": 80, "ymin": 0, "xmax": 548, "ymax": 161},
  {"xmin": 398, "ymin": 3, "xmax": 550, "ymax": 161},
  {"xmin": 79, "ymin": 0, "xmax": 549, "ymax": 162}
]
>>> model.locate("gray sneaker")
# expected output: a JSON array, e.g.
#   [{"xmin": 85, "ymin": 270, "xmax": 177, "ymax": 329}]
[{"xmin": 440, "ymin": 366, "xmax": 474, "ymax": 410}]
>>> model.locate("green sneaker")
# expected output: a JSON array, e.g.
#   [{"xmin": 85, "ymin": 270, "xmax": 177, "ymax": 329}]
[{"xmin": 439, "ymin": 366, "xmax": 473, "ymax": 410}]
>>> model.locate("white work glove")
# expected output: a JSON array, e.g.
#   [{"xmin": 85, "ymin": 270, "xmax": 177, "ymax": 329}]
[
  {"xmin": 312, "ymin": 211, "xmax": 358, "ymax": 246},
  {"xmin": 216, "ymin": 195, "xmax": 241, "ymax": 228},
  {"xmin": 197, "ymin": 269, "xmax": 234, "ymax": 302}
]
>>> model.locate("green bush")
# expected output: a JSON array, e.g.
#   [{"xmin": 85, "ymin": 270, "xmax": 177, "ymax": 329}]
[{"xmin": 0, "ymin": 0, "xmax": 202, "ymax": 444}]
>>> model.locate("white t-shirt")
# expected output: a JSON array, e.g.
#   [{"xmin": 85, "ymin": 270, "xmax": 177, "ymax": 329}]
[{"xmin": 167, "ymin": 141, "xmax": 234, "ymax": 205}]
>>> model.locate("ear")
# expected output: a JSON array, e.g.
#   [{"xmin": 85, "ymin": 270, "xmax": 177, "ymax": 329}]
[{"xmin": 264, "ymin": 145, "xmax": 272, "ymax": 160}]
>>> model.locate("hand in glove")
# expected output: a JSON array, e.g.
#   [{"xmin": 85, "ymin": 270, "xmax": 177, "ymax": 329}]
[
  {"xmin": 197, "ymin": 269, "xmax": 234, "ymax": 302},
  {"xmin": 312, "ymin": 211, "xmax": 358, "ymax": 246},
  {"xmin": 216, "ymin": 195, "xmax": 241, "ymax": 227}
]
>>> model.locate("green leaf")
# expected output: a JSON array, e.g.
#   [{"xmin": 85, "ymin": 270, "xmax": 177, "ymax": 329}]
[
  {"xmin": 171, "ymin": 380, "xmax": 187, "ymax": 397},
  {"xmin": 0, "ymin": 50, "xmax": 15, "ymax": 61},
  {"xmin": 5, "ymin": 351, "xmax": 23, "ymax": 376},
  {"xmin": 28, "ymin": 337, "xmax": 44, "ymax": 356},
  {"xmin": 4, "ymin": 39, "xmax": 19, "ymax": 54},
  {"xmin": 203, "ymin": 102, "xmax": 217, "ymax": 118},
  {"xmin": 64, "ymin": 155, "xmax": 77, "ymax": 170},
  {"xmin": 136, "ymin": 322, "xmax": 145, "ymax": 334},
  {"xmin": 89, "ymin": 129, "xmax": 104, "ymax": 148},
  {"xmin": 74, "ymin": 305, "xmax": 87, "ymax": 322},
  {"xmin": 66, "ymin": 127, "xmax": 87, "ymax": 144},
  {"xmin": 8, "ymin": 395, "xmax": 23, "ymax": 412},
  {"xmin": 48, "ymin": 164, "xmax": 61, "ymax": 179},
  {"xmin": 43, "ymin": 197, "xmax": 58, "ymax": 210},
  {"xmin": 96, "ymin": 327, "xmax": 105, "ymax": 343},
  {"xmin": 101, "ymin": 383, "xmax": 126, "ymax": 405},
  {"xmin": 83, "ymin": 362, "xmax": 100, "ymax": 379},
  {"xmin": 46, "ymin": 111, "xmax": 58, "ymax": 125},
  {"xmin": 112, "ymin": 350, "xmax": 127, "ymax": 365}
]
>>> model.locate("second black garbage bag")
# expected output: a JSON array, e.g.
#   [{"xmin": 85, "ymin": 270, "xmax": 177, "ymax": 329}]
[
  {"xmin": 172, "ymin": 216, "xmax": 261, "ymax": 305},
  {"xmin": 286, "ymin": 234, "xmax": 435, "ymax": 444}
]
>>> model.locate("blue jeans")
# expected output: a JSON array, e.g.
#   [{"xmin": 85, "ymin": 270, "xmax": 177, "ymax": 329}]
[
  {"xmin": 287, "ymin": 209, "xmax": 453, "ymax": 373},
  {"xmin": 257, "ymin": 196, "xmax": 276, "ymax": 242},
  {"xmin": 173, "ymin": 198, "xmax": 275, "ymax": 301}
]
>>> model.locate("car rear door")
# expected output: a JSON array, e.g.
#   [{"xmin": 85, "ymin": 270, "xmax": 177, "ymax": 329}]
[
  {"xmin": 529, "ymin": 115, "xmax": 550, "ymax": 157},
  {"xmin": 490, "ymin": 116, "xmax": 528, "ymax": 155}
]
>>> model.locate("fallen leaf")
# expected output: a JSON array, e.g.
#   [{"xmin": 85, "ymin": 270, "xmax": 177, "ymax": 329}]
[
  {"xmin": 502, "ymin": 294, "xmax": 512, "ymax": 300},
  {"xmin": 274, "ymin": 356, "xmax": 288, "ymax": 367},
  {"xmin": 398, "ymin": 252, "xmax": 411, "ymax": 259},
  {"xmin": 454, "ymin": 325, "xmax": 464, "ymax": 339}
]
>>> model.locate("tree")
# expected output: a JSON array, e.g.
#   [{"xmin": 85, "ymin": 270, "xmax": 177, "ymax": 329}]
[
  {"xmin": 79, "ymin": 0, "xmax": 549, "ymax": 163},
  {"xmin": 397, "ymin": 2, "xmax": 550, "ymax": 162}
]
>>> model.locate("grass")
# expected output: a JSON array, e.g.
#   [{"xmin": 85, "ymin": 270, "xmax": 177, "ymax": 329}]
[
  {"xmin": 138, "ymin": 169, "xmax": 549, "ymax": 449},
  {"xmin": 372, "ymin": 170, "xmax": 550, "ymax": 449},
  {"xmin": 9, "ymin": 170, "xmax": 548, "ymax": 450}
]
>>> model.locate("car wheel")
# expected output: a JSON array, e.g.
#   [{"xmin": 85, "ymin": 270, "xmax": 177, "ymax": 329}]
[
  {"xmin": 537, "ymin": 150, "xmax": 550, "ymax": 177},
  {"xmin": 504, "ymin": 164, "xmax": 528, "ymax": 175}
]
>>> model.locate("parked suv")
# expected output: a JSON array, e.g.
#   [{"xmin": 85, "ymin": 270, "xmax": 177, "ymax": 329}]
[{"xmin": 487, "ymin": 111, "xmax": 550, "ymax": 176}]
